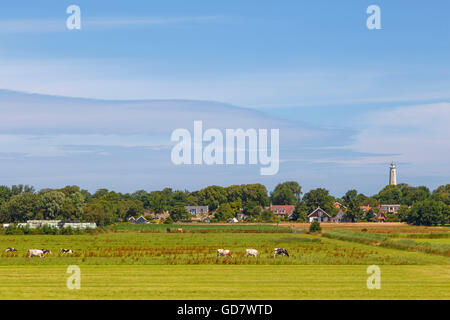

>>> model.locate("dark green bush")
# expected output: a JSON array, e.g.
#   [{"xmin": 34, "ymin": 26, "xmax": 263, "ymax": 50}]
[{"xmin": 309, "ymin": 221, "xmax": 322, "ymax": 233}]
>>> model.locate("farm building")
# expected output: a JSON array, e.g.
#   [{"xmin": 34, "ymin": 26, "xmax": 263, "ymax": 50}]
[
  {"xmin": 308, "ymin": 207, "xmax": 331, "ymax": 222},
  {"xmin": 17, "ymin": 220, "xmax": 96, "ymax": 229},
  {"xmin": 269, "ymin": 204, "xmax": 295, "ymax": 219},
  {"xmin": 128, "ymin": 216, "xmax": 137, "ymax": 224},
  {"xmin": 136, "ymin": 216, "xmax": 147, "ymax": 223},
  {"xmin": 185, "ymin": 206, "xmax": 209, "ymax": 215},
  {"xmin": 61, "ymin": 222, "xmax": 97, "ymax": 229},
  {"xmin": 227, "ymin": 217, "xmax": 238, "ymax": 223}
]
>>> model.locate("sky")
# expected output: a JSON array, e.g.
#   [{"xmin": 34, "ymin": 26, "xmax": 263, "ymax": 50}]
[{"xmin": 0, "ymin": 0, "xmax": 449, "ymax": 197}]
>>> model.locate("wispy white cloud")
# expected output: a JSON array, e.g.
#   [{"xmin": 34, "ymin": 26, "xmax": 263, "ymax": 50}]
[
  {"xmin": 0, "ymin": 16, "xmax": 223, "ymax": 34},
  {"xmin": 320, "ymin": 103, "xmax": 450, "ymax": 170}
]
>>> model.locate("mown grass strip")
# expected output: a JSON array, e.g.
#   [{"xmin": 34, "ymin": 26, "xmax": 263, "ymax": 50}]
[{"xmin": 323, "ymin": 230, "xmax": 450, "ymax": 257}]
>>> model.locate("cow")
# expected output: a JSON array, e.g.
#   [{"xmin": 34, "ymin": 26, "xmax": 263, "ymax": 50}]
[
  {"xmin": 245, "ymin": 249, "xmax": 259, "ymax": 258},
  {"xmin": 166, "ymin": 228, "xmax": 171, "ymax": 233},
  {"xmin": 217, "ymin": 249, "xmax": 232, "ymax": 258},
  {"xmin": 41, "ymin": 249, "xmax": 52, "ymax": 255},
  {"xmin": 273, "ymin": 248, "xmax": 290, "ymax": 258},
  {"xmin": 177, "ymin": 228, "xmax": 183, "ymax": 233},
  {"xmin": 61, "ymin": 249, "xmax": 73, "ymax": 254},
  {"xmin": 28, "ymin": 249, "xmax": 45, "ymax": 258},
  {"xmin": 5, "ymin": 247, "xmax": 17, "ymax": 252}
]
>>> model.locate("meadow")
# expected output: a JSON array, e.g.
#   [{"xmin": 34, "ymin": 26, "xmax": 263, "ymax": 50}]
[{"xmin": 0, "ymin": 223, "xmax": 449, "ymax": 299}]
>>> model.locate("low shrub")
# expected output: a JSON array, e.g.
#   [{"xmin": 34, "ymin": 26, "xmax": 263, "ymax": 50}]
[{"xmin": 309, "ymin": 221, "xmax": 322, "ymax": 233}]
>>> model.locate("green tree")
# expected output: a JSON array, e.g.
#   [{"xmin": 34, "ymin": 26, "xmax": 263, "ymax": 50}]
[
  {"xmin": 11, "ymin": 184, "xmax": 35, "ymax": 195},
  {"xmin": 400, "ymin": 185, "xmax": 430, "ymax": 206},
  {"xmin": 39, "ymin": 190, "xmax": 66, "ymax": 220},
  {"xmin": 342, "ymin": 189, "xmax": 363, "ymax": 222},
  {"xmin": 270, "ymin": 181, "xmax": 302, "ymax": 205},
  {"xmin": 406, "ymin": 199, "xmax": 449, "ymax": 226},
  {"xmin": 197, "ymin": 185, "xmax": 228, "ymax": 211},
  {"xmin": 82, "ymin": 199, "xmax": 115, "ymax": 226},
  {"xmin": 431, "ymin": 184, "xmax": 450, "ymax": 205},
  {"xmin": 148, "ymin": 191, "xmax": 169, "ymax": 213},
  {"xmin": 215, "ymin": 203, "xmax": 235, "ymax": 221},
  {"xmin": 169, "ymin": 205, "xmax": 190, "ymax": 222},
  {"xmin": 242, "ymin": 201, "xmax": 262, "ymax": 217},
  {"xmin": 363, "ymin": 208, "xmax": 377, "ymax": 222},
  {"xmin": 303, "ymin": 188, "xmax": 336, "ymax": 215},
  {"xmin": 377, "ymin": 185, "xmax": 402, "ymax": 204},
  {"xmin": 0, "ymin": 186, "xmax": 12, "ymax": 207},
  {"xmin": 292, "ymin": 202, "xmax": 309, "ymax": 222},
  {"xmin": 116, "ymin": 199, "xmax": 145, "ymax": 220},
  {"xmin": 241, "ymin": 184, "xmax": 269, "ymax": 207},
  {"xmin": 0, "ymin": 193, "xmax": 40, "ymax": 222},
  {"xmin": 260, "ymin": 209, "xmax": 275, "ymax": 222}
]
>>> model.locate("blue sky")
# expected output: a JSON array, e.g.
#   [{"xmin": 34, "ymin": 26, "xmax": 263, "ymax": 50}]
[{"xmin": 0, "ymin": 1, "xmax": 449, "ymax": 197}]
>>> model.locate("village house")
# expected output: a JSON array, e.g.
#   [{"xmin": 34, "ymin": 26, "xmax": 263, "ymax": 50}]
[
  {"xmin": 333, "ymin": 201, "xmax": 347, "ymax": 211},
  {"xmin": 128, "ymin": 216, "xmax": 136, "ymax": 223},
  {"xmin": 146, "ymin": 211, "xmax": 170, "ymax": 221},
  {"xmin": 308, "ymin": 207, "xmax": 331, "ymax": 222},
  {"xmin": 136, "ymin": 215, "xmax": 147, "ymax": 224},
  {"xmin": 332, "ymin": 209, "xmax": 347, "ymax": 223},
  {"xmin": 378, "ymin": 204, "xmax": 401, "ymax": 215},
  {"xmin": 268, "ymin": 204, "xmax": 295, "ymax": 219},
  {"xmin": 191, "ymin": 214, "xmax": 214, "ymax": 223},
  {"xmin": 376, "ymin": 204, "xmax": 401, "ymax": 222},
  {"xmin": 185, "ymin": 206, "xmax": 209, "ymax": 215}
]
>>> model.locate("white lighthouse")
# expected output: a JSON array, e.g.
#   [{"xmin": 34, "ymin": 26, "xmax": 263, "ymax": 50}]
[{"xmin": 389, "ymin": 162, "xmax": 397, "ymax": 185}]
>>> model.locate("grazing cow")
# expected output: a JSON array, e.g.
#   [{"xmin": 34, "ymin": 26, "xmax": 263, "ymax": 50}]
[
  {"xmin": 273, "ymin": 248, "xmax": 290, "ymax": 258},
  {"xmin": 5, "ymin": 247, "xmax": 17, "ymax": 252},
  {"xmin": 28, "ymin": 249, "xmax": 45, "ymax": 258},
  {"xmin": 245, "ymin": 249, "xmax": 259, "ymax": 258},
  {"xmin": 217, "ymin": 249, "xmax": 232, "ymax": 258},
  {"xmin": 61, "ymin": 249, "xmax": 73, "ymax": 254},
  {"xmin": 41, "ymin": 249, "xmax": 52, "ymax": 255}
]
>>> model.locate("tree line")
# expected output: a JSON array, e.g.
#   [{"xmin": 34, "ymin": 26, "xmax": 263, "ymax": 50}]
[{"xmin": 0, "ymin": 182, "xmax": 448, "ymax": 226}]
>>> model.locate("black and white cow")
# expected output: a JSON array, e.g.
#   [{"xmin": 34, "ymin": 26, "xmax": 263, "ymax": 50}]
[
  {"xmin": 5, "ymin": 247, "xmax": 17, "ymax": 252},
  {"xmin": 273, "ymin": 248, "xmax": 290, "ymax": 258},
  {"xmin": 61, "ymin": 248, "xmax": 74, "ymax": 254},
  {"xmin": 41, "ymin": 249, "xmax": 52, "ymax": 255},
  {"xmin": 217, "ymin": 249, "xmax": 232, "ymax": 258}
]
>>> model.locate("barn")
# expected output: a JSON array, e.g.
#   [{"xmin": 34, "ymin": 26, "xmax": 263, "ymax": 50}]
[{"xmin": 308, "ymin": 207, "xmax": 331, "ymax": 222}]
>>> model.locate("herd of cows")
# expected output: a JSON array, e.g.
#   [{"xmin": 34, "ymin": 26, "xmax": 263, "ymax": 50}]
[
  {"xmin": 5, "ymin": 247, "xmax": 73, "ymax": 258},
  {"xmin": 4, "ymin": 247, "xmax": 290, "ymax": 259},
  {"xmin": 218, "ymin": 248, "xmax": 290, "ymax": 258}
]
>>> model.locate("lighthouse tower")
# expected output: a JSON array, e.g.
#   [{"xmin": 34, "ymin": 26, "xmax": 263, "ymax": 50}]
[{"xmin": 389, "ymin": 162, "xmax": 397, "ymax": 185}]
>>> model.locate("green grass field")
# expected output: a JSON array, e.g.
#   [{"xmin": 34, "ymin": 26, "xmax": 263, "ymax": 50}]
[{"xmin": 0, "ymin": 223, "xmax": 449, "ymax": 299}]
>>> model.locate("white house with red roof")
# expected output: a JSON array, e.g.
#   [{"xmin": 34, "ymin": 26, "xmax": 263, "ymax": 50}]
[{"xmin": 269, "ymin": 204, "xmax": 295, "ymax": 218}]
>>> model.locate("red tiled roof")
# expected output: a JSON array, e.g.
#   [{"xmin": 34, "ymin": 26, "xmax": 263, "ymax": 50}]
[{"xmin": 269, "ymin": 205, "xmax": 295, "ymax": 215}]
